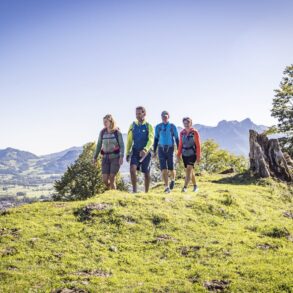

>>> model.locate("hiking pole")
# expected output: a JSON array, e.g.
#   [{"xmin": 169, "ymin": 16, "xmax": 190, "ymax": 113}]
[{"xmin": 139, "ymin": 149, "xmax": 151, "ymax": 163}]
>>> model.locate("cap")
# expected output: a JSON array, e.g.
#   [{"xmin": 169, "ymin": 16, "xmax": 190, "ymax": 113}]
[{"xmin": 161, "ymin": 111, "xmax": 169, "ymax": 117}]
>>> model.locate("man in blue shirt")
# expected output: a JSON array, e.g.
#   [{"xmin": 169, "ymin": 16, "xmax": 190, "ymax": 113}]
[{"xmin": 153, "ymin": 111, "xmax": 179, "ymax": 193}]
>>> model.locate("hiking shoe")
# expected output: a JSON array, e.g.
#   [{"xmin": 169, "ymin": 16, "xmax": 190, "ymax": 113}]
[
  {"xmin": 181, "ymin": 187, "xmax": 187, "ymax": 193},
  {"xmin": 164, "ymin": 187, "xmax": 171, "ymax": 194},
  {"xmin": 169, "ymin": 180, "xmax": 175, "ymax": 190},
  {"xmin": 193, "ymin": 185, "xmax": 199, "ymax": 192}
]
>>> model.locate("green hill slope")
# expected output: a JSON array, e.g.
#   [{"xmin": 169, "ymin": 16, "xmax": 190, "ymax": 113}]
[{"xmin": 0, "ymin": 174, "xmax": 292, "ymax": 293}]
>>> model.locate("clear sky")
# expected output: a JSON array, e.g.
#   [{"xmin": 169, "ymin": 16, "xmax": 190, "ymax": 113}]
[{"xmin": 0, "ymin": 0, "xmax": 292, "ymax": 155}]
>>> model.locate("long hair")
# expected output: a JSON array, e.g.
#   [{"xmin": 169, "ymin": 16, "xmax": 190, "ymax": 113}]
[{"xmin": 103, "ymin": 114, "xmax": 118, "ymax": 132}]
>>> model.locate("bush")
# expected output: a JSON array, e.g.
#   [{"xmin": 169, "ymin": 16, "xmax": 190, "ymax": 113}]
[
  {"xmin": 53, "ymin": 142, "xmax": 104, "ymax": 201},
  {"xmin": 176, "ymin": 139, "xmax": 248, "ymax": 176},
  {"xmin": 200, "ymin": 140, "xmax": 248, "ymax": 173},
  {"xmin": 53, "ymin": 142, "xmax": 128, "ymax": 201}
]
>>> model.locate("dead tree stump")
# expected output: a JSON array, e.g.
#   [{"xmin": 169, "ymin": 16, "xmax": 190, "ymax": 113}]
[{"xmin": 249, "ymin": 129, "xmax": 292, "ymax": 182}]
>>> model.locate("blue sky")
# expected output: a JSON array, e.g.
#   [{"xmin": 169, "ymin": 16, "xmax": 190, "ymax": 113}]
[{"xmin": 0, "ymin": 0, "xmax": 292, "ymax": 155}]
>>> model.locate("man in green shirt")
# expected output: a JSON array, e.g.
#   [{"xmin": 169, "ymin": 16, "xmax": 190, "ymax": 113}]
[{"xmin": 126, "ymin": 106, "xmax": 154, "ymax": 193}]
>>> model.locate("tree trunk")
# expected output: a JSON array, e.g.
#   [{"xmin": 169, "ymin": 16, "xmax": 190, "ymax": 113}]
[{"xmin": 249, "ymin": 130, "xmax": 293, "ymax": 182}]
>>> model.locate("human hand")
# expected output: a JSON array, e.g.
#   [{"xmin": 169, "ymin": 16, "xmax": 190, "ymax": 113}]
[
  {"xmin": 140, "ymin": 150, "xmax": 147, "ymax": 158},
  {"xmin": 119, "ymin": 157, "xmax": 123, "ymax": 166}
]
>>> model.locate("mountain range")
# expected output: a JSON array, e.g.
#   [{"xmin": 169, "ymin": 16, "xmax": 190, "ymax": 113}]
[{"xmin": 0, "ymin": 118, "xmax": 267, "ymax": 182}]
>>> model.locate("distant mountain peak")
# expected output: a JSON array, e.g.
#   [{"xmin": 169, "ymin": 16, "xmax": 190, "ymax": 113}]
[
  {"xmin": 241, "ymin": 117, "xmax": 253, "ymax": 123},
  {"xmin": 0, "ymin": 147, "xmax": 39, "ymax": 160}
]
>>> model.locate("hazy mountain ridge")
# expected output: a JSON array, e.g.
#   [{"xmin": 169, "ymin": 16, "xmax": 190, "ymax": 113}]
[{"xmin": 0, "ymin": 118, "xmax": 268, "ymax": 181}]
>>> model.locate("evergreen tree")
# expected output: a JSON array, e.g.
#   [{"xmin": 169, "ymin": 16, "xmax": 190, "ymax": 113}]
[
  {"xmin": 271, "ymin": 64, "xmax": 293, "ymax": 157},
  {"xmin": 53, "ymin": 142, "xmax": 104, "ymax": 201}
]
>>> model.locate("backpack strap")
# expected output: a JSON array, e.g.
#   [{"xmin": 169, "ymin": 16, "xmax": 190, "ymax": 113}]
[
  {"xmin": 113, "ymin": 130, "xmax": 120, "ymax": 147},
  {"xmin": 170, "ymin": 124, "xmax": 175, "ymax": 137}
]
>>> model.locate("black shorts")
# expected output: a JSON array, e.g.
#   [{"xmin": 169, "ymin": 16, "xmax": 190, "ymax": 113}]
[
  {"xmin": 182, "ymin": 154, "xmax": 197, "ymax": 168},
  {"xmin": 130, "ymin": 150, "xmax": 152, "ymax": 174},
  {"xmin": 158, "ymin": 146, "xmax": 174, "ymax": 170}
]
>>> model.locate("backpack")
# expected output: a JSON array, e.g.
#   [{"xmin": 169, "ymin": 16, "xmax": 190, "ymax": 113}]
[
  {"xmin": 181, "ymin": 130, "xmax": 197, "ymax": 156},
  {"xmin": 157, "ymin": 123, "xmax": 175, "ymax": 138},
  {"xmin": 100, "ymin": 128, "xmax": 120, "ymax": 155}
]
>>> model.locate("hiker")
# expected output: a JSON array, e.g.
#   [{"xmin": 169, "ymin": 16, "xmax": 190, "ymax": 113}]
[
  {"xmin": 177, "ymin": 117, "xmax": 201, "ymax": 192},
  {"xmin": 93, "ymin": 114, "xmax": 124, "ymax": 190},
  {"xmin": 126, "ymin": 106, "xmax": 154, "ymax": 193},
  {"xmin": 153, "ymin": 111, "xmax": 179, "ymax": 193}
]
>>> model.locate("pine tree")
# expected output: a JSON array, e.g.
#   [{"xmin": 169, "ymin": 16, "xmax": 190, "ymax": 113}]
[{"xmin": 271, "ymin": 64, "xmax": 293, "ymax": 157}]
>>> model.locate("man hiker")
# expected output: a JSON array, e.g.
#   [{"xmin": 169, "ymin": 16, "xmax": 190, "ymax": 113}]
[
  {"xmin": 126, "ymin": 106, "xmax": 154, "ymax": 193},
  {"xmin": 153, "ymin": 111, "xmax": 179, "ymax": 193},
  {"xmin": 177, "ymin": 117, "xmax": 201, "ymax": 192}
]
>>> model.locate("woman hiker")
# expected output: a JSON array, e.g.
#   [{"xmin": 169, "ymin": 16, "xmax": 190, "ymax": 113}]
[
  {"xmin": 177, "ymin": 117, "xmax": 201, "ymax": 192},
  {"xmin": 93, "ymin": 114, "xmax": 124, "ymax": 190}
]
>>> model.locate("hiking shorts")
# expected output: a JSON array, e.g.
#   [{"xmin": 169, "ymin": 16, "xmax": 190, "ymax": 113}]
[
  {"xmin": 182, "ymin": 154, "xmax": 197, "ymax": 168},
  {"xmin": 102, "ymin": 156, "xmax": 120, "ymax": 175},
  {"xmin": 158, "ymin": 145, "xmax": 174, "ymax": 170},
  {"xmin": 130, "ymin": 150, "xmax": 152, "ymax": 174}
]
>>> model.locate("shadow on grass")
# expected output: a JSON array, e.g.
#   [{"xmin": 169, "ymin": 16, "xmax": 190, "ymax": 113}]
[{"xmin": 211, "ymin": 172, "xmax": 272, "ymax": 186}]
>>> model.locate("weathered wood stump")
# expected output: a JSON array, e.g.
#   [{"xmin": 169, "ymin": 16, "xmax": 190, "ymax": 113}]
[{"xmin": 249, "ymin": 129, "xmax": 293, "ymax": 182}]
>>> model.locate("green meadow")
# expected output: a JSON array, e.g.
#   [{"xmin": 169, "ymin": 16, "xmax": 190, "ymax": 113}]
[{"xmin": 0, "ymin": 174, "xmax": 292, "ymax": 292}]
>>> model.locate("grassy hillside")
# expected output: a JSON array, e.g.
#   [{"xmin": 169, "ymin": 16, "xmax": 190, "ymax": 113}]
[{"xmin": 0, "ymin": 174, "xmax": 292, "ymax": 293}]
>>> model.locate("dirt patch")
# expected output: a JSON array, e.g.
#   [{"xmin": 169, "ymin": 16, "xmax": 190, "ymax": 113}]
[
  {"xmin": 6, "ymin": 265, "xmax": 18, "ymax": 271},
  {"xmin": 154, "ymin": 234, "xmax": 177, "ymax": 243},
  {"xmin": 87, "ymin": 203, "xmax": 112, "ymax": 211},
  {"xmin": 0, "ymin": 228, "xmax": 20, "ymax": 238},
  {"xmin": 1, "ymin": 247, "xmax": 17, "ymax": 256},
  {"xmin": 179, "ymin": 245, "xmax": 201, "ymax": 256},
  {"xmin": 257, "ymin": 243, "xmax": 278, "ymax": 250},
  {"xmin": 75, "ymin": 269, "xmax": 112, "ymax": 277},
  {"xmin": 283, "ymin": 211, "xmax": 293, "ymax": 219},
  {"xmin": 204, "ymin": 280, "xmax": 230, "ymax": 292},
  {"xmin": 52, "ymin": 288, "xmax": 89, "ymax": 293},
  {"xmin": 73, "ymin": 203, "xmax": 112, "ymax": 222},
  {"xmin": 53, "ymin": 203, "xmax": 67, "ymax": 208},
  {"xmin": 122, "ymin": 215, "xmax": 136, "ymax": 224}
]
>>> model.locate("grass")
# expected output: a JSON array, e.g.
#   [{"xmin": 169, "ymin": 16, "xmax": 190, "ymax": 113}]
[{"xmin": 0, "ymin": 173, "xmax": 292, "ymax": 292}]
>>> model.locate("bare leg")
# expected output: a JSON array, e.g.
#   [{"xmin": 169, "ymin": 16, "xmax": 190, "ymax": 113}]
[
  {"xmin": 184, "ymin": 166, "xmax": 193, "ymax": 188},
  {"xmin": 130, "ymin": 165, "xmax": 138, "ymax": 193},
  {"xmin": 191, "ymin": 169, "xmax": 196, "ymax": 185},
  {"xmin": 109, "ymin": 174, "xmax": 116, "ymax": 190},
  {"xmin": 102, "ymin": 174, "xmax": 110, "ymax": 189},
  {"xmin": 144, "ymin": 172, "xmax": 151, "ymax": 193},
  {"xmin": 169, "ymin": 170, "xmax": 176, "ymax": 181},
  {"xmin": 162, "ymin": 169, "xmax": 168, "ymax": 188}
]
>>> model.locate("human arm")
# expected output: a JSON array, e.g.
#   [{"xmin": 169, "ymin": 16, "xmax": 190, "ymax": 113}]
[
  {"xmin": 194, "ymin": 130, "xmax": 201, "ymax": 162},
  {"xmin": 153, "ymin": 125, "xmax": 159, "ymax": 154},
  {"xmin": 177, "ymin": 131, "xmax": 183, "ymax": 158},
  {"xmin": 93, "ymin": 131, "xmax": 103, "ymax": 161},
  {"xmin": 172, "ymin": 124, "xmax": 179, "ymax": 149}
]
